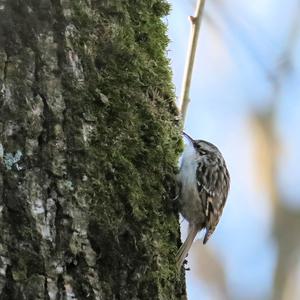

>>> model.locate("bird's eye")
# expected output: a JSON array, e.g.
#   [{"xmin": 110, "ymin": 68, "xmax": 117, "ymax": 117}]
[{"xmin": 195, "ymin": 144, "xmax": 207, "ymax": 155}]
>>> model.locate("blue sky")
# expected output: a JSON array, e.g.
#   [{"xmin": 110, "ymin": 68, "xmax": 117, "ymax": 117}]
[{"xmin": 166, "ymin": 0, "xmax": 300, "ymax": 299}]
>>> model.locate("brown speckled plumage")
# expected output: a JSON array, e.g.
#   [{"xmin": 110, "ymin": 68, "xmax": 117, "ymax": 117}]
[{"xmin": 176, "ymin": 132, "xmax": 230, "ymax": 271}]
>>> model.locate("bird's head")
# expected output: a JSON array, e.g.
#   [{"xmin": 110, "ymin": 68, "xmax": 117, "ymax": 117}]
[{"xmin": 183, "ymin": 132, "xmax": 222, "ymax": 157}]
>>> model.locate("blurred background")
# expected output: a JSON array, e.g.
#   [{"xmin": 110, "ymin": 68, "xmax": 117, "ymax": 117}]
[{"xmin": 166, "ymin": 0, "xmax": 300, "ymax": 299}]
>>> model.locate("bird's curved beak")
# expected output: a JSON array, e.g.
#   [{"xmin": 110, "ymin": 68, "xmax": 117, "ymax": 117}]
[{"xmin": 183, "ymin": 131, "xmax": 195, "ymax": 143}]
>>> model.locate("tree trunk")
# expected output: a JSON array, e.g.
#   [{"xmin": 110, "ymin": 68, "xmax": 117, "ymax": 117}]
[{"xmin": 0, "ymin": 1, "xmax": 185, "ymax": 299}]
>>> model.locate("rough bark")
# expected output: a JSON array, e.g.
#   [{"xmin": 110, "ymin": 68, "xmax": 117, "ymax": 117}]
[{"xmin": 0, "ymin": 1, "xmax": 184, "ymax": 299}]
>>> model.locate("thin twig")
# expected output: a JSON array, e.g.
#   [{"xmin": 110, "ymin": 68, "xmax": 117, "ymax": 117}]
[{"xmin": 180, "ymin": 0, "xmax": 206, "ymax": 124}]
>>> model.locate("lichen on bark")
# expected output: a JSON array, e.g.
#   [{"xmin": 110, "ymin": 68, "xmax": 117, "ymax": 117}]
[{"xmin": 0, "ymin": 1, "xmax": 184, "ymax": 299}]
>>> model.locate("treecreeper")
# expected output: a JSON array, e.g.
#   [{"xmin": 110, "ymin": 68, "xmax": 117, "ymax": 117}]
[{"xmin": 176, "ymin": 132, "xmax": 230, "ymax": 271}]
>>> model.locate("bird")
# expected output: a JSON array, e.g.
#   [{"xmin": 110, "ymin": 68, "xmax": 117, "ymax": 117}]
[{"xmin": 176, "ymin": 132, "xmax": 230, "ymax": 271}]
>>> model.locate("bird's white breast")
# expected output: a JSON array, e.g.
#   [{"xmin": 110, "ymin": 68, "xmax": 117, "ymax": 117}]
[
  {"xmin": 178, "ymin": 142, "xmax": 204, "ymax": 223},
  {"xmin": 179, "ymin": 142, "xmax": 198, "ymax": 187}
]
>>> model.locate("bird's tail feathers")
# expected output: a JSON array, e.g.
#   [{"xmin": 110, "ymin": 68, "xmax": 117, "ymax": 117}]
[{"xmin": 176, "ymin": 225, "xmax": 198, "ymax": 272}]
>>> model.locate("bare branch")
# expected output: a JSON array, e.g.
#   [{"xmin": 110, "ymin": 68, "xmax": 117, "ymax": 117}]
[{"xmin": 180, "ymin": 0, "xmax": 206, "ymax": 124}]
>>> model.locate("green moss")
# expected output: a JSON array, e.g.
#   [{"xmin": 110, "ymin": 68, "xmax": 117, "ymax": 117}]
[{"xmin": 55, "ymin": 0, "xmax": 184, "ymax": 298}]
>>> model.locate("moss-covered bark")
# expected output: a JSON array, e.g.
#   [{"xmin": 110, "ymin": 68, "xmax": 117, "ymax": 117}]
[{"xmin": 0, "ymin": 1, "xmax": 185, "ymax": 299}]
